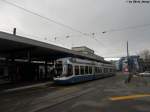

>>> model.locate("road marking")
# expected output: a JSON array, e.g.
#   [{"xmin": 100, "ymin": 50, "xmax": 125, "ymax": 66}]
[{"xmin": 110, "ymin": 94, "xmax": 150, "ymax": 101}]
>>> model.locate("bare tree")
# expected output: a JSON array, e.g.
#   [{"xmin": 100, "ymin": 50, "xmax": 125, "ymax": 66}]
[{"xmin": 139, "ymin": 49, "xmax": 150, "ymax": 60}]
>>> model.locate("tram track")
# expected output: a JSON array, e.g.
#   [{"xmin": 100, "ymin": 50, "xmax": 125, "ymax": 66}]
[
  {"xmin": 0, "ymin": 75, "xmax": 116, "ymax": 112},
  {"xmin": 32, "ymin": 77, "xmax": 115, "ymax": 112},
  {"xmin": 25, "ymin": 85, "xmax": 97, "ymax": 112}
]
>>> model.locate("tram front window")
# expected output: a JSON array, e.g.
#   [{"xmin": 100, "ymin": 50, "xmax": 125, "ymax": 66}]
[
  {"xmin": 66, "ymin": 64, "xmax": 73, "ymax": 76},
  {"xmin": 55, "ymin": 61, "xmax": 63, "ymax": 77},
  {"xmin": 75, "ymin": 66, "xmax": 79, "ymax": 75}
]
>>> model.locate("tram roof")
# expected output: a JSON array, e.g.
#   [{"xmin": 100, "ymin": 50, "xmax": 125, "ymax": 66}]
[{"xmin": 0, "ymin": 31, "xmax": 110, "ymax": 64}]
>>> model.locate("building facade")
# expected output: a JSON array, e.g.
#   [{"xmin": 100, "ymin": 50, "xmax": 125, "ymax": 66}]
[{"xmin": 118, "ymin": 55, "xmax": 140, "ymax": 72}]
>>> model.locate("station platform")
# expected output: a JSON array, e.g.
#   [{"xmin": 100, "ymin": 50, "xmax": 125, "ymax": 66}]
[{"xmin": 0, "ymin": 80, "xmax": 53, "ymax": 93}]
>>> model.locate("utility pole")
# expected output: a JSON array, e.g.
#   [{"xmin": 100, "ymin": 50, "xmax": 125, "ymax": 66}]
[
  {"xmin": 125, "ymin": 41, "xmax": 132, "ymax": 83},
  {"xmin": 127, "ymin": 41, "xmax": 129, "ymax": 59},
  {"xmin": 127, "ymin": 41, "xmax": 130, "ymax": 73}
]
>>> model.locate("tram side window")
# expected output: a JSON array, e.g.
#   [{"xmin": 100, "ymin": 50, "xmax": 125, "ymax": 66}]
[
  {"xmin": 80, "ymin": 66, "xmax": 85, "ymax": 75},
  {"xmin": 75, "ymin": 66, "xmax": 79, "ymax": 75},
  {"xmin": 110, "ymin": 69, "xmax": 112, "ymax": 72},
  {"xmin": 97, "ymin": 67, "xmax": 99, "ymax": 73},
  {"xmin": 106, "ymin": 68, "xmax": 108, "ymax": 73},
  {"xmin": 85, "ymin": 66, "xmax": 89, "ymax": 74},
  {"xmin": 95, "ymin": 67, "xmax": 99, "ymax": 73},
  {"xmin": 104, "ymin": 68, "xmax": 105, "ymax": 73},
  {"xmin": 99, "ymin": 68, "xmax": 102, "ymax": 73},
  {"xmin": 67, "ymin": 64, "xmax": 73, "ymax": 76},
  {"xmin": 104, "ymin": 68, "xmax": 107, "ymax": 73},
  {"xmin": 98, "ymin": 67, "xmax": 100, "ymax": 73},
  {"xmin": 94, "ymin": 67, "xmax": 96, "ymax": 73},
  {"xmin": 89, "ymin": 67, "xmax": 92, "ymax": 74},
  {"xmin": 101, "ymin": 68, "xmax": 104, "ymax": 73}
]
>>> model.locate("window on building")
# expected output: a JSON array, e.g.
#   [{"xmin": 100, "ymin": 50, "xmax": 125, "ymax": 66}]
[
  {"xmin": 75, "ymin": 66, "xmax": 79, "ymax": 75},
  {"xmin": 80, "ymin": 66, "xmax": 84, "ymax": 75}
]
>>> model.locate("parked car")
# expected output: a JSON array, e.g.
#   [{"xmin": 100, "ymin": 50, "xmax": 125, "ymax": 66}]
[{"xmin": 138, "ymin": 71, "xmax": 150, "ymax": 77}]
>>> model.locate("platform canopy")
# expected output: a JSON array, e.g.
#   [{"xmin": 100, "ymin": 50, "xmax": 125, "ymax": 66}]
[{"xmin": 0, "ymin": 31, "xmax": 108, "ymax": 63}]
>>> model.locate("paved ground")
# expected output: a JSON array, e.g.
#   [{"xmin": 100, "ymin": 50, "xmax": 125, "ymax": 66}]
[{"xmin": 0, "ymin": 73, "xmax": 150, "ymax": 112}]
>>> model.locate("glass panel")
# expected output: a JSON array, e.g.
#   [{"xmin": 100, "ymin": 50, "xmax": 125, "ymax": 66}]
[
  {"xmin": 85, "ymin": 66, "xmax": 88, "ymax": 74},
  {"xmin": 104, "ymin": 68, "xmax": 107, "ymax": 73},
  {"xmin": 75, "ymin": 66, "xmax": 79, "ymax": 75},
  {"xmin": 67, "ymin": 64, "xmax": 73, "ymax": 76},
  {"xmin": 89, "ymin": 67, "xmax": 92, "ymax": 74},
  {"xmin": 94, "ymin": 67, "xmax": 97, "ymax": 73},
  {"xmin": 98, "ymin": 67, "xmax": 100, "ymax": 73},
  {"xmin": 80, "ymin": 66, "xmax": 84, "ymax": 75},
  {"xmin": 99, "ymin": 68, "xmax": 102, "ymax": 73},
  {"xmin": 110, "ymin": 69, "xmax": 112, "ymax": 72},
  {"xmin": 106, "ymin": 68, "xmax": 108, "ymax": 73},
  {"xmin": 95, "ymin": 67, "xmax": 98, "ymax": 73},
  {"xmin": 55, "ymin": 61, "xmax": 63, "ymax": 76}
]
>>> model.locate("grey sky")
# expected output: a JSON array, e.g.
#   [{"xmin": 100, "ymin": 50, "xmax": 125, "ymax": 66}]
[{"xmin": 0, "ymin": 0, "xmax": 150, "ymax": 58}]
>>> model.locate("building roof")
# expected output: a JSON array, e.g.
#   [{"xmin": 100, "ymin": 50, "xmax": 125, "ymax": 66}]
[{"xmin": 0, "ymin": 31, "xmax": 109, "ymax": 63}]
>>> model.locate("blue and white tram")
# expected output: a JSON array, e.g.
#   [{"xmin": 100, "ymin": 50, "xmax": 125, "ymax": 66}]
[{"xmin": 54, "ymin": 57, "xmax": 116, "ymax": 84}]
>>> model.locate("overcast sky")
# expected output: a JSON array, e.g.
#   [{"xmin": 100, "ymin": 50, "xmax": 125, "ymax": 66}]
[{"xmin": 0, "ymin": 0, "xmax": 150, "ymax": 58}]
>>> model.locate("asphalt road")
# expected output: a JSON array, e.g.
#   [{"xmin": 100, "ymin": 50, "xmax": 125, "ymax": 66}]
[{"xmin": 0, "ymin": 73, "xmax": 150, "ymax": 112}]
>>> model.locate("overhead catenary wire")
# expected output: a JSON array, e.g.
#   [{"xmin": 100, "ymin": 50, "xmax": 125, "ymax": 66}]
[
  {"xmin": 102, "ymin": 23, "xmax": 150, "ymax": 34},
  {"xmin": 1, "ymin": 0, "xmax": 89, "ymax": 36},
  {"xmin": 2, "ymin": 1, "xmax": 150, "ymax": 36},
  {"xmin": 1, "ymin": 0, "xmax": 105, "ymax": 46}
]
